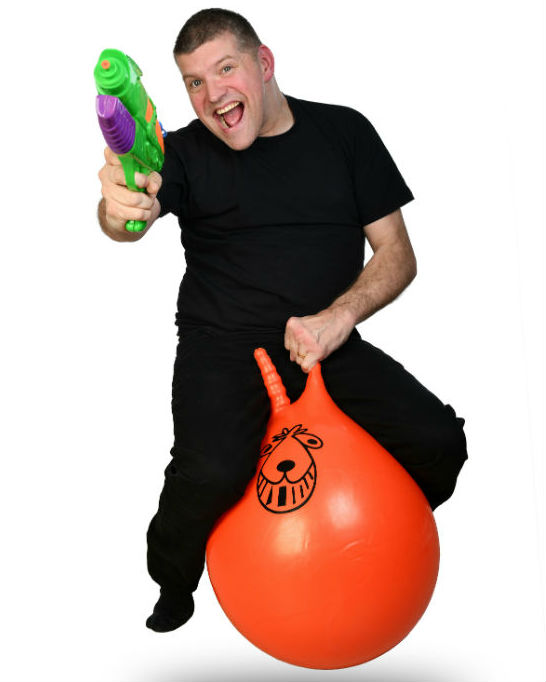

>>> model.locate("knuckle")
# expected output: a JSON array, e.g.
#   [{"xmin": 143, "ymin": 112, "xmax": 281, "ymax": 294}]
[
  {"xmin": 133, "ymin": 195, "xmax": 150, "ymax": 213},
  {"xmin": 128, "ymin": 191, "xmax": 143, "ymax": 207},
  {"xmin": 107, "ymin": 201, "xmax": 125, "ymax": 221},
  {"xmin": 140, "ymin": 193, "xmax": 154, "ymax": 209},
  {"xmin": 115, "ymin": 169, "xmax": 127, "ymax": 186},
  {"xmin": 104, "ymin": 201, "xmax": 117, "ymax": 218},
  {"xmin": 150, "ymin": 170, "xmax": 162, "ymax": 186}
]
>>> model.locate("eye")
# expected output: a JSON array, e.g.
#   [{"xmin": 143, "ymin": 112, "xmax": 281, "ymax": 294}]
[
  {"xmin": 222, "ymin": 64, "xmax": 233, "ymax": 74},
  {"xmin": 189, "ymin": 79, "xmax": 202, "ymax": 90},
  {"xmin": 261, "ymin": 443, "xmax": 273, "ymax": 457},
  {"xmin": 295, "ymin": 434, "xmax": 323, "ymax": 449}
]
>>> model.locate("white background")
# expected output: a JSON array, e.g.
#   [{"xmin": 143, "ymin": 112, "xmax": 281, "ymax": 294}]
[{"xmin": 0, "ymin": 1, "xmax": 544, "ymax": 680}]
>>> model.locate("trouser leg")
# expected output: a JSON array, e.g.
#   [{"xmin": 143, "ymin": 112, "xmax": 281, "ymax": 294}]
[{"xmin": 146, "ymin": 329, "xmax": 270, "ymax": 594}]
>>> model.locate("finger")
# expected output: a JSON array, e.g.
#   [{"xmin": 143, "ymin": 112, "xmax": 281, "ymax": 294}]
[
  {"xmin": 105, "ymin": 183, "xmax": 155, "ymax": 210},
  {"xmin": 302, "ymin": 352, "xmax": 319, "ymax": 373},
  {"xmin": 288, "ymin": 342, "xmax": 297, "ymax": 363},
  {"xmin": 103, "ymin": 197, "xmax": 155, "ymax": 225},
  {"xmin": 285, "ymin": 317, "xmax": 308, "ymax": 360},
  {"xmin": 146, "ymin": 171, "xmax": 163, "ymax": 197},
  {"xmin": 295, "ymin": 346, "xmax": 309, "ymax": 367},
  {"xmin": 134, "ymin": 172, "xmax": 148, "ymax": 189},
  {"xmin": 132, "ymin": 171, "xmax": 163, "ymax": 196},
  {"xmin": 284, "ymin": 320, "xmax": 292, "ymax": 351},
  {"xmin": 102, "ymin": 150, "xmax": 149, "ymax": 190},
  {"xmin": 287, "ymin": 340, "xmax": 295, "ymax": 362},
  {"xmin": 104, "ymin": 146, "xmax": 122, "ymax": 166},
  {"xmin": 134, "ymin": 170, "xmax": 162, "ymax": 195},
  {"xmin": 284, "ymin": 318, "xmax": 295, "ymax": 359},
  {"xmin": 104, "ymin": 162, "xmax": 131, "ymax": 188}
]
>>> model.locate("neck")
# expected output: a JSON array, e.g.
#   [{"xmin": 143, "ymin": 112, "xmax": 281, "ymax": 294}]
[{"xmin": 260, "ymin": 80, "xmax": 294, "ymax": 137}]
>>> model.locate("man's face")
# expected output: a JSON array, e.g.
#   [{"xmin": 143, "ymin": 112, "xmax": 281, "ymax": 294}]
[{"xmin": 176, "ymin": 32, "xmax": 272, "ymax": 151}]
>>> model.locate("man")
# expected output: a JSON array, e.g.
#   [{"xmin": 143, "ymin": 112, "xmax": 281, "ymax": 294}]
[{"xmin": 97, "ymin": 9, "xmax": 468, "ymax": 633}]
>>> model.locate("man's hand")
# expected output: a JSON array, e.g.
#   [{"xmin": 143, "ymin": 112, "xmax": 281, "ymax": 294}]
[
  {"xmin": 97, "ymin": 147, "xmax": 162, "ymax": 241},
  {"xmin": 284, "ymin": 306, "xmax": 356, "ymax": 373}
]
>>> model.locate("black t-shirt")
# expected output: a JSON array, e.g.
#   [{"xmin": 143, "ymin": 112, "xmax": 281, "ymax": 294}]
[{"xmin": 157, "ymin": 95, "xmax": 414, "ymax": 331}]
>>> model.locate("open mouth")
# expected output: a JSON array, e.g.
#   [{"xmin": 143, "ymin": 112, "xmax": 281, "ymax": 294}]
[{"xmin": 214, "ymin": 101, "xmax": 244, "ymax": 130}]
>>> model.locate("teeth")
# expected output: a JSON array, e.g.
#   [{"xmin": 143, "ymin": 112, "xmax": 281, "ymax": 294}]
[{"xmin": 216, "ymin": 101, "xmax": 241, "ymax": 115}]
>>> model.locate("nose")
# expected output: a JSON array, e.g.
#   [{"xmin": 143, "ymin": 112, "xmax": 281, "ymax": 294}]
[
  {"xmin": 277, "ymin": 460, "xmax": 296, "ymax": 473},
  {"xmin": 206, "ymin": 78, "xmax": 228, "ymax": 105}
]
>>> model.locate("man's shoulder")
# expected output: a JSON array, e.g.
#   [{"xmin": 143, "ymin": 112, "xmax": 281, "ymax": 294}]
[
  {"xmin": 164, "ymin": 118, "xmax": 207, "ymax": 145},
  {"xmin": 288, "ymin": 95, "xmax": 370, "ymax": 128},
  {"xmin": 162, "ymin": 117, "xmax": 222, "ymax": 163}
]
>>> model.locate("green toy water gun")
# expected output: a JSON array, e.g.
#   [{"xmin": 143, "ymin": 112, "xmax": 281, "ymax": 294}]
[{"xmin": 94, "ymin": 49, "xmax": 165, "ymax": 232}]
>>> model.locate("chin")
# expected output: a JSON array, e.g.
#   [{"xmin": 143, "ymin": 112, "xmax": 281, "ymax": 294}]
[
  {"xmin": 210, "ymin": 132, "xmax": 256, "ymax": 151},
  {"xmin": 225, "ymin": 137, "xmax": 256, "ymax": 151},
  {"xmin": 204, "ymin": 118, "xmax": 258, "ymax": 151}
]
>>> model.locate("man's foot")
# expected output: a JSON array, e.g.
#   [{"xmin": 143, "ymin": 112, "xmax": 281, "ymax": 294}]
[{"xmin": 146, "ymin": 589, "xmax": 195, "ymax": 633}]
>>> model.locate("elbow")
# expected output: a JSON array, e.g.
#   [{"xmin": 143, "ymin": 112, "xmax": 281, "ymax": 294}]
[
  {"xmin": 409, "ymin": 253, "xmax": 417, "ymax": 283},
  {"xmin": 399, "ymin": 247, "xmax": 417, "ymax": 288},
  {"xmin": 394, "ymin": 237, "xmax": 417, "ymax": 287}
]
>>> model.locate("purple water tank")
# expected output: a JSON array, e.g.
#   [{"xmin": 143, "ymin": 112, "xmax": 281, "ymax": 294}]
[{"xmin": 96, "ymin": 95, "xmax": 135, "ymax": 154}]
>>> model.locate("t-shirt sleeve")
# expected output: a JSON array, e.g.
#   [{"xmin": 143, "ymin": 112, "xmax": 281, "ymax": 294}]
[
  {"xmin": 351, "ymin": 112, "xmax": 414, "ymax": 226},
  {"xmin": 157, "ymin": 132, "xmax": 188, "ymax": 218}
]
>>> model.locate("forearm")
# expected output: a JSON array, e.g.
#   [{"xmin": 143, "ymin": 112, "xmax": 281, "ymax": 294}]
[
  {"xmin": 284, "ymin": 210, "xmax": 417, "ymax": 372},
  {"xmin": 327, "ymin": 240, "xmax": 417, "ymax": 326}
]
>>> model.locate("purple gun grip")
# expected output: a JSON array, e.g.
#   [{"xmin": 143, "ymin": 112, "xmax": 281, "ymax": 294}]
[{"xmin": 96, "ymin": 95, "xmax": 135, "ymax": 154}]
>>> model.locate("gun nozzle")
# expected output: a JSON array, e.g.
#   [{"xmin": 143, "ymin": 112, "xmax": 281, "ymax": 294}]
[{"xmin": 101, "ymin": 60, "xmax": 111, "ymax": 70}]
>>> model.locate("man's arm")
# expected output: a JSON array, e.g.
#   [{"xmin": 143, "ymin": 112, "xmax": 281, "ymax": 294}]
[
  {"xmin": 97, "ymin": 147, "xmax": 163, "ymax": 242},
  {"xmin": 284, "ymin": 208, "xmax": 417, "ymax": 372}
]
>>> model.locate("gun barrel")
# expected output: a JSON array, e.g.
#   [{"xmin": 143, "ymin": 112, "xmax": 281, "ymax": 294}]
[
  {"xmin": 96, "ymin": 95, "xmax": 135, "ymax": 155},
  {"xmin": 94, "ymin": 50, "xmax": 131, "ymax": 97}
]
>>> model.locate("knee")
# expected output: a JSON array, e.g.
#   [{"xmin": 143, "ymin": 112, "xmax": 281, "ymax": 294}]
[
  {"xmin": 425, "ymin": 407, "xmax": 467, "ymax": 466},
  {"xmin": 404, "ymin": 406, "xmax": 468, "ymax": 510}
]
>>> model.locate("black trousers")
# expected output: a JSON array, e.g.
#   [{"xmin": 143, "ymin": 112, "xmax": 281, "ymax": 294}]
[{"xmin": 146, "ymin": 327, "xmax": 468, "ymax": 594}]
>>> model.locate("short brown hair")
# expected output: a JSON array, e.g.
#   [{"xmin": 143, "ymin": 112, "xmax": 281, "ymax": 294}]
[{"xmin": 173, "ymin": 8, "xmax": 262, "ymax": 56}]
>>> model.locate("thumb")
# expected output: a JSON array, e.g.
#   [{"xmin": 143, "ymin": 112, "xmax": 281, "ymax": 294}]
[
  {"xmin": 134, "ymin": 170, "xmax": 162, "ymax": 195},
  {"xmin": 104, "ymin": 146, "xmax": 122, "ymax": 166}
]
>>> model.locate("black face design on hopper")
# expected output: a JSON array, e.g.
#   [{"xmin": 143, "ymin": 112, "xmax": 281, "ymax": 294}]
[{"xmin": 257, "ymin": 424, "xmax": 323, "ymax": 514}]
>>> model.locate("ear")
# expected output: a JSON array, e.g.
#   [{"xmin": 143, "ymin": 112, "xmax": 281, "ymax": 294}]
[{"xmin": 257, "ymin": 44, "xmax": 275, "ymax": 83}]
